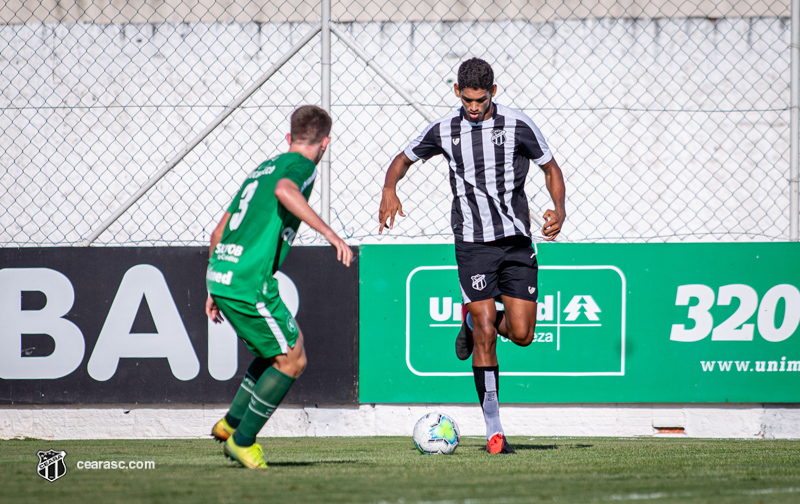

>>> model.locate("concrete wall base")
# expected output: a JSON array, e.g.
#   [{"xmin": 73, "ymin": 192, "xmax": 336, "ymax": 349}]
[{"xmin": 2, "ymin": 404, "xmax": 798, "ymax": 440}]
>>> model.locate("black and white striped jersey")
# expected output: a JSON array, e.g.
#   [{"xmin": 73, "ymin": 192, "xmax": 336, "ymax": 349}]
[{"xmin": 404, "ymin": 103, "xmax": 553, "ymax": 243}]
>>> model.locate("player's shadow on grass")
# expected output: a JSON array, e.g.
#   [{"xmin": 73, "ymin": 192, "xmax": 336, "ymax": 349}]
[
  {"xmin": 511, "ymin": 443, "xmax": 593, "ymax": 451},
  {"xmin": 267, "ymin": 460, "xmax": 371, "ymax": 467}
]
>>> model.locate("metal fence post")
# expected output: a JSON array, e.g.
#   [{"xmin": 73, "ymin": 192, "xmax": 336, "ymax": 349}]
[
  {"xmin": 792, "ymin": 0, "xmax": 800, "ymax": 241},
  {"xmin": 321, "ymin": 0, "xmax": 332, "ymax": 225}
]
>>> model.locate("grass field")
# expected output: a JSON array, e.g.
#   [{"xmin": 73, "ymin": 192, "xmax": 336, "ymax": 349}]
[{"xmin": 2, "ymin": 436, "xmax": 799, "ymax": 504}]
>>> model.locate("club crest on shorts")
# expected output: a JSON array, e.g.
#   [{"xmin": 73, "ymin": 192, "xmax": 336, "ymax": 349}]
[
  {"xmin": 491, "ymin": 129, "xmax": 506, "ymax": 145},
  {"xmin": 528, "ymin": 286, "xmax": 536, "ymax": 295},
  {"xmin": 37, "ymin": 449, "xmax": 67, "ymax": 482},
  {"xmin": 471, "ymin": 274, "xmax": 486, "ymax": 291},
  {"xmin": 287, "ymin": 315, "xmax": 297, "ymax": 334}
]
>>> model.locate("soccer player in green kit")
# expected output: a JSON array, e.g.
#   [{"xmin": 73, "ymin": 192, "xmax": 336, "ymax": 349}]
[{"xmin": 205, "ymin": 105, "xmax": 352, "ymax": 469}]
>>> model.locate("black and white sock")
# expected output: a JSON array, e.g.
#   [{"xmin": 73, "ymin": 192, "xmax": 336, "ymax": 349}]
[{"xmin": 473, "ymin": 365, "xmax": 503, "ymax": 440}]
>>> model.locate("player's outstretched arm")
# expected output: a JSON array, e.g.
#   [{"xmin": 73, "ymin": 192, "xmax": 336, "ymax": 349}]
[
  {"xmin": 378, "ymin": 152, "xmax": 415, "ymax": 234},
  {"xmin": 539, "ymin": 158, "xmax": 567, "ymax": 241},
  {"xmin": 275, "ymin": 178, "xmax": 352, "ymax": 267}
]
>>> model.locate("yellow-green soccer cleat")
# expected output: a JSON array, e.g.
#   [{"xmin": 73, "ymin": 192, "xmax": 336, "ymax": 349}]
[
  {"xmin": 211, "ymin": 418, "xmax": 235, "ymax": 443},
  {"xmin": 223, "ymin": 437, "xmax": 268, "ymax": 469}
]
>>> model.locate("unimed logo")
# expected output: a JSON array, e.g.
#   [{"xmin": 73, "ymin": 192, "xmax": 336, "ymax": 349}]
[{"xmin": 406, "ymin": 265, "xmax": 626, "ymax": 377}]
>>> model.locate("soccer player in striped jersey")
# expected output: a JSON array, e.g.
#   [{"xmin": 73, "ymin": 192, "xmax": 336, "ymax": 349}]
[
  {"xmin": 205, "ymin": 105, "xmax": 352, "ymax": 468},
  {"xmin": 378, "ymin": 58, "xmax": 566, "ymax": 454}
]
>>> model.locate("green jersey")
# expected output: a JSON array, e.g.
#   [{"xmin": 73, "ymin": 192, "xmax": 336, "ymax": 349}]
[{"xmin": 206, "ymin": 152, "xmax": 316, "ymax": 302}]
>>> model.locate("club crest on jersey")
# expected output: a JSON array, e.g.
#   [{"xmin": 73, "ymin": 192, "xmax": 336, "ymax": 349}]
[
  {"xmin": 37, "ymin": 449, "xmax": 67, "ymax": 482},
  {"xmin": 452, "ymin": 137, "xmax": 460, "ymax": 145},
  {"xmin": 491, "ymin": 129, "xmax": 506, "ymax": 145},
  {"xmin": 471, "ymin": 274, "xmax": 486, "ymax": 291}
]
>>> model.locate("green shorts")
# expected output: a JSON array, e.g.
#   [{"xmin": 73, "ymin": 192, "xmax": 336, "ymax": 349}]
[{"xmin": 212, "ymin": 293, "xmax": 299, "ymax": 359}]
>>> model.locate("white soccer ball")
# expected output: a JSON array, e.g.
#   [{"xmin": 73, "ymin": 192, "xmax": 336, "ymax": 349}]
[{"xmin": 412, "ymin": 412, "xmax": 460, "ymax": 455}]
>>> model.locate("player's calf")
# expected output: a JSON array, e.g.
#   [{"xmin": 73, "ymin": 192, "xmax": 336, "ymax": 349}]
[
  {"xmin": 472, "ymin": 330, "xmax": 498, "ymax": 359},
  {"xmin": 455, "ymin": 304, "xmax": 474, "ymax": 360}
]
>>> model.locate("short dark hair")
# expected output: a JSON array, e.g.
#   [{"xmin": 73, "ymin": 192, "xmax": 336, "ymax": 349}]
[
  {"xmin": 290, "ymin": 105, "xmax": 332, "ymax": 144},
  {"xmin": 457, "ymin": 58, "xmax": 494, "ymax": 91}
]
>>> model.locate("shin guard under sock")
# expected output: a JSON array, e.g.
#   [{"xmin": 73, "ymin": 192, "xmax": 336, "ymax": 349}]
[
  {"xmin": 233, "ymin": 366, "xmax": 295, "ymax": 447},
  {"xmin": 473, "ymin": 365, "xmax": 503, "ymax": 440},
  {"xmin": 225, "ymin": 357, "xmax": 271, "ymax": 428}
]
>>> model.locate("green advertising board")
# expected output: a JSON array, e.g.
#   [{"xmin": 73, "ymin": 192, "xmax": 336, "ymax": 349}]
[{"xmin": 359, "ymin": 243, "xmax": 800, "ymax": 403}]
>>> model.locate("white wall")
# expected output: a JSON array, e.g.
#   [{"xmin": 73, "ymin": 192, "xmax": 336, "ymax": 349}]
[{"xmin": 2, "ymin": 404, "xmax": 799, "ymax": 439}]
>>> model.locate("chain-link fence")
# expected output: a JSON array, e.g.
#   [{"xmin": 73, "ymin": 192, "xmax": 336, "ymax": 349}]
[{"xmin": 0, "ymin": 0, "xmax": 797, "ymax": 246}]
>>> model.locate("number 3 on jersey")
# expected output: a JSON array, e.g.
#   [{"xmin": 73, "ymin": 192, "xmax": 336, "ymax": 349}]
[{"xmin": 229, "ymin": 181, "xmax": 258, "ymax": 230}]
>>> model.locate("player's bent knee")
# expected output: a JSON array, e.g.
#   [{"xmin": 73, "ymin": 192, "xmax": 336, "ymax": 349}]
[
  {"xmin": 473, "ymin": 334, "xmax": 497, "ymax": 355},
  {"xmin": 473, "ymin": 318, "xmax": 496, "ymax": 338},
  {"xmin": 292, "ymin": 355, "xmax": 308, "ymax": 377},
  {"xmin": 279, "ymin": 363, "xmax": 305, "ymax": 379},
  {"xmin": 472, "ymin": 317, "xmax": 499, "ymax": 355},
  {"xmin": 275, "ymin": 353, "xmax": 307, "ymax": 378},
  {"xmin": 507, "ymin": 326, "xmax": 535, "ymax": 347},
  {"xmin": 514, "ymin": 335, "xmax": 534, "ymax": 347},
  {"xmin": 294, "ymin": 355, "xmax": 306, "ymax": 369}
]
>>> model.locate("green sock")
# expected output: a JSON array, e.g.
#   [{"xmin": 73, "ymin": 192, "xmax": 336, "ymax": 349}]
[
  {"xmin": 225, "ymin": 357, "xmax": 270, "ymax": 428},
  {"xmin": 233, "ymin": 367, "xmax": 295, "ymax": 447}
]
